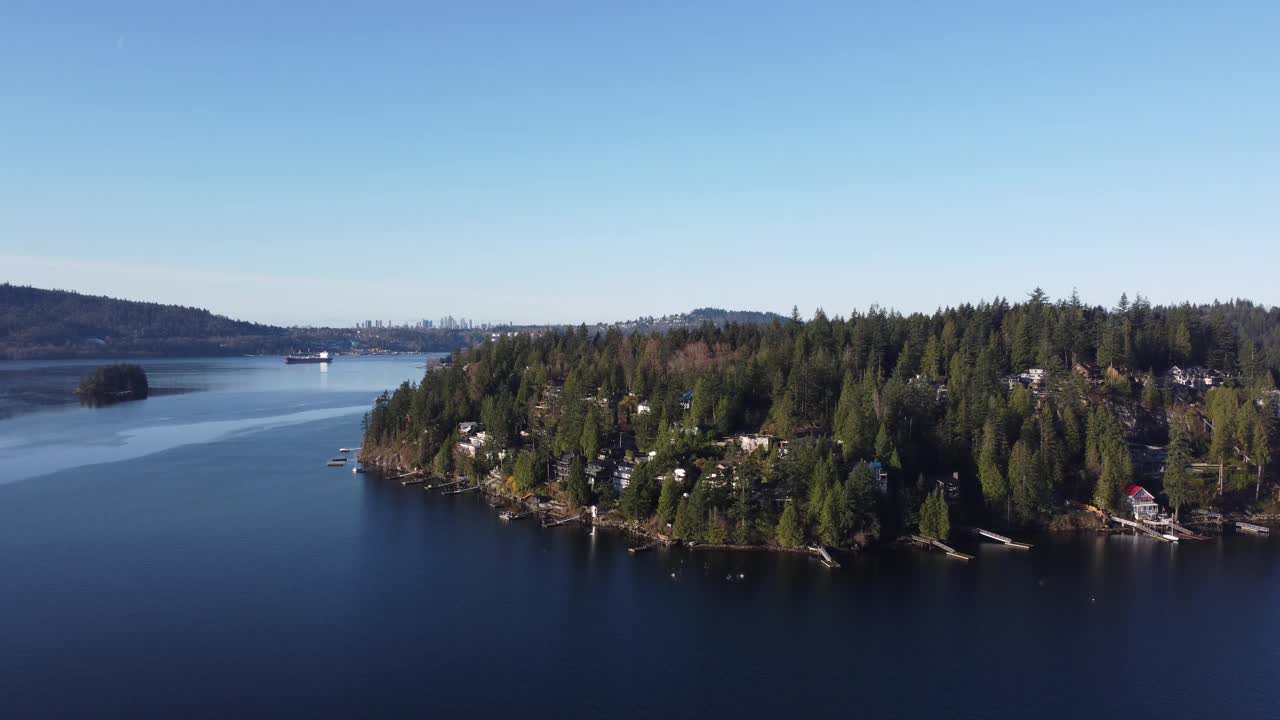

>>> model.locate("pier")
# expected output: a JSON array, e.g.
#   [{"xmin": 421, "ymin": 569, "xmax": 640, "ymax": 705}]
[
  {"xmin": 426, "ymin": 478, "xmax": 465, "ymax": 491},
  {"xmin": 443, "ymin": 485, "xmax": 477, "ymax": 495},
  {"xmin": 966, "ymin": 527, "xmax": 1032, "ymax": 549},
  {"xmin": 628, "ymin": 541, "xmax": 661, "ymax": 554},
  {"xmin": 541, "ymin": 513, "xmax": 582, "ymax": 528},
  {"xmin": 1237, "ymin": 521, "xmax": 1270, "ymax": 535},
  {"xmin": 808, "ymin": 545, "xmax": 841, "ymax": 568},
  {"xmin": 1110, "ymin": 516, "xmax": 1178, "ymax": 542},
  {"xmin": 909, "ymin": 535, "xmax": 975, "ymax": 561}
]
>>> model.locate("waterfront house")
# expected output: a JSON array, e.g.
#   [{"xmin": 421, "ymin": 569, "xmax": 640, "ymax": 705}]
[
  {"xmin": 458, "ymin": 421, "xmax": 484, "ymax": 437},
  {"xmin": 1073, "ymin": 361, "xmax": 1103, "ymax": 385},
  {"xmin": 1125, "ymin": 485, "xmax": 1160, "ymax": 520},
  {"xmin": 611, "ymin": 461, "xmax": 635, "ymax": 491},
  {"xmin": 678, "ymin": 390, "xmax": 694, "ymax": 411},
  {"xmin": 554, "ymin": 454, "xmax": 574, "ymax": 483},
  {"xmin": 736, "ymin": 433, "xmax": 776, "ymax": 454},
  {"xmin": 869, "ymin": 461, "xmax": 889, "ymax": 495},
  {"xmin": 585, "ymin": 461, "xmax": 612, "ymax": 489}
]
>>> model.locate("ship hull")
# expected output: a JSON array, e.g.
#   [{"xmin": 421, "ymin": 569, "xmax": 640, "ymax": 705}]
[{"xmin": 284, "ymin": 356, "xmax": 332, "ymax": 364}]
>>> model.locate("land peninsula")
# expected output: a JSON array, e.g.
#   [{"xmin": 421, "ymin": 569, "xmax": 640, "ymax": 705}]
[{"xmin": 361, "ymin": 291, "xmax": 1280, "ymax": 554}]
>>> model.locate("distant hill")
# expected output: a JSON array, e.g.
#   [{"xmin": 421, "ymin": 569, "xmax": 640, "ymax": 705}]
[
  {"xmin": 0, "ymin": 284, "xmax": 287, "ymax": 359},
  {"xmin": 0, "ymin": 284, "xmax": 491, "ymax": 360},
  {"xmin": 608, "ymin": 307, "xmax": 787, "ymax": 333}
]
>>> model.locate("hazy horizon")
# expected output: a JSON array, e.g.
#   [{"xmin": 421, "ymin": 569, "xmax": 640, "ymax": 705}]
[{"xmin": 4, "ymin": 3, "xmax": 1278, "ymax": 324}]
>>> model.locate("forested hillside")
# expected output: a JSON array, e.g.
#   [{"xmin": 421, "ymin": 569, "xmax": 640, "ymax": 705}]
[
  {"xmin": 0, "ymin": 284, "xmax": 285, "ymax": 358},
  {"xmin": 364, "ymin": 290, "xmax": 1280, "ymax": 549},
  {"xmin": 0, "ymin": 284, "xmax": 486, "ymax": 359}
]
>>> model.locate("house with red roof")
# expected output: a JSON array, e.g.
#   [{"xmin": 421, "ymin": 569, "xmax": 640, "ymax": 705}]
[{"xmin": 1125, "ymin": 485, "xmax": 1160, "ymax": 520}]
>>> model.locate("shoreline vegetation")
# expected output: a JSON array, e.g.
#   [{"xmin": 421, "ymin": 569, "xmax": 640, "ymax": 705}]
[
  {"xmin": 361, "ymin": 290, "xmax": 1280, "ymax": 561},
  {"xmin": 76, "ymin": 364, "xmax": 149, "ymax": 405}
]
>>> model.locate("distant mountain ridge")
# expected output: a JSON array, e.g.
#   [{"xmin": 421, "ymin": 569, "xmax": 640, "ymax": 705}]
[
  {"xmin": 607, "ymin": 307, "xmax": 787, "ymax": 332},
  {"xmin": 0, "ymin": 284, "xmax": 484, "ymax": 360},
  {"xmin": 0, "ymin": 284, "xmax": 287, "ymax": 359}
]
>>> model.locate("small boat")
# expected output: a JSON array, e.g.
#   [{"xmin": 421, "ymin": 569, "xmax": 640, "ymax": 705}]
[
  {"xmin": 352, "ymin": 465, "xmax": 365, "ymax": 474},
  {"xmin": 339, "ymin": 448, "xmax": 352, "ymax": 453},
  {"xmin": 329, "ymin": 457, "xmax": 347, "ymax": 462},
  {"xmin": 499, "ymin": 511, "xmax": 524, "ymax": 521},
  {"xmin": 326, "ymin": 461, "xmax": 345, "ymax": 467}
]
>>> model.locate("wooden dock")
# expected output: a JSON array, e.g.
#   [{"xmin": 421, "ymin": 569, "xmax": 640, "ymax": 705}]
[
  {"xmin": 1164, "ymin": 520, "xmax": 1211, "ymax": 540},
  {"xmin": 443, "ymin": 485, "xmax": 477, "ymax": 495},
  {"xmin": 390, "ymin": 470, "xmax": 420, "ymax": 481},
  {"xmin": 1237, "ymin": 521, "xmax": 1271, "ymax": 535},
  {"xmin": 808, "ymin": 545, "xmax": 841, "ymax": 568},
  {"xmin": 967, "ymin": 527, "xmax": 1032, "ymax": 549},
  {"xmin": 1110, "ymin": 516, "xmax": 1178, "ymax": 542},
  {"xmin": 628, "ymin": 541, "xmax": 661, "ymax": 554},
  {"xmin": 541, "ymin": 514, "xmax": 582, "ymax": 528},
  {"xmin": 909, "ymin": 535, "xmax": 974, "ymax": 561},
  {"xmin": 426, "ymin": 478, "xmax": 465, "ymax": 491}
]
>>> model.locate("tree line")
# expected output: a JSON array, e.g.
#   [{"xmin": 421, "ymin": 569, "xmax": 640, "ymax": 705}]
[{"xmin": 364, "ymin": 290, "xmax": 1280, "ymax": 548}]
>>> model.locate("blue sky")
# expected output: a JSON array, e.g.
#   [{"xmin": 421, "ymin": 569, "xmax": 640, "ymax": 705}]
[{"xmin": 2, "ymin": 2, "xmax": 1277, "ymax": 326}]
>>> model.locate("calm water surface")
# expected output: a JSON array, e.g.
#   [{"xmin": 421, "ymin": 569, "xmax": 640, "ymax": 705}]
[{"xmin": 1, "ymin": 357, "xmax": 1277, "ymax": 718}]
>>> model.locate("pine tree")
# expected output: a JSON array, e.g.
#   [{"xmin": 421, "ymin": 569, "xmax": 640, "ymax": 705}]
[
  {"xmin": 918, "ymin": 487, "xmax": 950, "ymax": 541},
  {"xmin": 566, "ymin": 456, "xmax": 590, "ymax": 509},
  {"xmin": 776, "ymin": 501, "xmax": 805, "ymax": 548},
  {"xmin": 656, "ymin": 476, "xmax": 679, "ymax": 527},
  {"xmin": 1142, "ymin": 371, "xmax": 1161, "ymax": 410},
  {"xmin": 1163, "ymin": 422, "xmax": 1194, "ymax": 519},
  {"xmin": 978, "ymin": 419, "xmax": 1010, "ymax": 518}
]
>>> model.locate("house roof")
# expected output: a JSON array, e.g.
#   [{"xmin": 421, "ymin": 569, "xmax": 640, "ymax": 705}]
[{"xmin": 1125, "ymin": 484, "xmax": 1154, "ymax": 500}]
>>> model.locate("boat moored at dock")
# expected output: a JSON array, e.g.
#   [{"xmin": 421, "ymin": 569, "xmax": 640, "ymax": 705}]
[{"xmin": 285, "ymin": 352, "xmax": 332, "ymax": 364}]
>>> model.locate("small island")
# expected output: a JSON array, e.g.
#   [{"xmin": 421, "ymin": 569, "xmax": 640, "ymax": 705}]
[{"xmin": 77, "ymin": 364, "xmax": 150, "ymax": 405}]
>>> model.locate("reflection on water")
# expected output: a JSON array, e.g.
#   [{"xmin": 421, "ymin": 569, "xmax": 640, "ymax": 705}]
[
  {"xmin": 0, "ymin": 356, "xmax": 438, "ymax": 484},
  {"xmin": 0, "ymin": 354, "xmax": 1276, "ymax": 718}
]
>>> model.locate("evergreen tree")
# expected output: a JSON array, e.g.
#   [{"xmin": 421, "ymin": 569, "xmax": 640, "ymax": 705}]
[
  {"xmin": 918, "ymin": 487, "xmax": 950, "ymax": 541},
  {"xmin": 776, "ymin": 501, "xmax": 805, "ymax": 548},
  {"xmin": 566, "ymin": 456, "xmax": 590, "ymax": 508},
  {"xmin": 1142, "ymin": 371, "xmax": 1161, "ymax": 410},
  {"xmin": 656, "ymin": 476, "xmax": 679, "ymax": 527},
  {"xmin": 1163, "ymin": 421, "xmax": 1195, "ymax": 519},
  {"xmin": 978, "ymin": 419, "xmax": 1010, "ymax": 519}
]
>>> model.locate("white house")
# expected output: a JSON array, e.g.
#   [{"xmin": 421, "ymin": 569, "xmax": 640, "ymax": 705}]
[
  {"xmin": 1125, "ymin": 485, "xmax": 1160, "ymax": 520},
  {"xmin": 737, "ymin": 434, "xmax": 776, "ymax": 453}
]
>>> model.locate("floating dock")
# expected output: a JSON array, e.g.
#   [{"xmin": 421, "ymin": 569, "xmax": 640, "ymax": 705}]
[
  {"xmin": 628, "ymin": 541, "xmax": 661, "ymax": 554},
  {"xmin": 967, "ymin": 527, "xmax": 1032, "ymax": 549},
  {"xmin": 1237, "ymin": 521, "xmax": 1271, "ymax": 535},
  {"xmin": 909, "ymin": 534, "xmax": 975, "ymax": 561},
  {"xmin": 443, "ymin": 485, "xmax": 477, "ymax": 495}
]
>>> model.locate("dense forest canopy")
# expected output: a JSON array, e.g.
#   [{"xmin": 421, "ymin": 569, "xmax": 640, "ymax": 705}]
[{"xmin": 365, "ymin": 290, "xmax": 1280, "ymax": 549}]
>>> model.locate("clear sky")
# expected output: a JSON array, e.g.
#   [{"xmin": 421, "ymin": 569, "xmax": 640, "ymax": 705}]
[{"xmin": 2, "ymin": 2, "xmax": 1277, "ymax": 326}]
